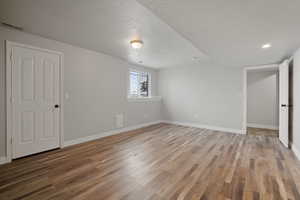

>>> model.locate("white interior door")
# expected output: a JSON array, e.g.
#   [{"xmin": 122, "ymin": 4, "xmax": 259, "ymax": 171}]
[
  {"xmin": 11, "ymin": 44, "xmax": 61, "ymax": 159},
  {"xmin": 279, "ymin": 60, "xmax": 289, "ymax": 148}
]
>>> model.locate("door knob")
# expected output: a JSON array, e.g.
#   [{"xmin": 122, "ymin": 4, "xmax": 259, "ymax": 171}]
[
  {"xmin": 281, "ymin": 104, "xmax": 287, "ymax": 107},
  {"xmin": 54, "ymin": 104, "xmax": 60, "ymax": 108}
]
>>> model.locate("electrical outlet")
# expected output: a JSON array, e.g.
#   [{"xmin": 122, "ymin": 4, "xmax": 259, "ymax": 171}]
[
  {"xmin": 116, "ymin": 114, "xmax": 124, "ymax": 128},
  {"xmin": 65, "ymin": 93, "xmax": 70, "ymax": 100}
]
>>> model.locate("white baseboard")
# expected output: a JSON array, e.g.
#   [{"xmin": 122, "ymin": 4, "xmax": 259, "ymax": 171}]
[
  {"xmin": 280, "ymin": 140, "xmax": 289, "ymax": 149},
  {"xmin": 64, "ymin": 121, "xmax": 163, "ymax": 147},
  {"xmin": 0, "ymin": 157, "xmax": 9, "ymax": 165},
  {"xmin": 292, "ymin": 144, "xmax": 300, "ymax": 161},
  {"xmin": 247, "ymin": 123, "xmax": 279, "ymax": 130},
  {"xmin": 161, "ymin": 120, "xmax": 243, "ymax": 134}
]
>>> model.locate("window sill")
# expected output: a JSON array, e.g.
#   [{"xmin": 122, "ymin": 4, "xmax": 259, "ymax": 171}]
[{"xmin": 127, "ymin": 96, "xmax": 162, "ymax": 102}]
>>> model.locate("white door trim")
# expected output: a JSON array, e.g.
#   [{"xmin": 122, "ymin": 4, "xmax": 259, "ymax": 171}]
[
  {"xmin": 242, "ymin": 64, "xmax": 279, "ymax": 135},
  {"xmin": 5, "ymin": 40, "xmax": 64, "ymax": 163}
]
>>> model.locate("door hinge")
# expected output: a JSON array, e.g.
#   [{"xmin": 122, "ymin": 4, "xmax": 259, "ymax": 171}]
[
  {"xmin": 11, "ymin": 138, "xmax": 13, "ymax": 144},
  {"xmin": 10, "ymin": 51, "xmax": 13, "ymax": 62}
]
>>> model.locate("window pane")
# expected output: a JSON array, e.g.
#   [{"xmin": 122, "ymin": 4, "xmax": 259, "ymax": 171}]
[
  {"xmin": 130, "ymin": 71, "xmax": 139, "ymax": 96},
  {"xmin": 129, "ymin": 70, "xmax": 150, "ymax": 97},
  {"xmin": 139, "ymin": 73, "xmax": 149, "ymax": 97}
]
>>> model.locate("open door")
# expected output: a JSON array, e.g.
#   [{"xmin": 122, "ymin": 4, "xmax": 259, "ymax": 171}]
[{"xmin": 279, "ymin": 60, "xmax": 289, "ymax": 148}]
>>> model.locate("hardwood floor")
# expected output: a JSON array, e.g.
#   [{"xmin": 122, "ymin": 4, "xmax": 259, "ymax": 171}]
[
  {"xmin": 247, "ymin": 127, "xmax": 279, "ymax": 137},
  {"xmin": 0, "ymin": 123, "xmax": 300, "ymax": 200}
]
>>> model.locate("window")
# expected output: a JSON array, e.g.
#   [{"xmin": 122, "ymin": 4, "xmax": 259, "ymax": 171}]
[{"xmin": 129, "ymin": 70, "xmax": 151, "ymax": 98}]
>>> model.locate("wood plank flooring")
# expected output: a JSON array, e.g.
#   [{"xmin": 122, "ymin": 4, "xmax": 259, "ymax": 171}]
[
  {"xmin": 247, "ymin": 127, "xmax": 279, "ymax": 137},
  {"xmin": 0, "ymin": 123, "xmax": 300, "ymax": 200}
]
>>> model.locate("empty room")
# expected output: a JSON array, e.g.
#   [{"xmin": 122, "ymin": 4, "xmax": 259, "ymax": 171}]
[{"xmin": 0, "ymin": 0, "xmax": 300, "ymax": 199}]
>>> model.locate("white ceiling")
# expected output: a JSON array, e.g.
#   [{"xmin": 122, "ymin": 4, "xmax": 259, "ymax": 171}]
[
  {"xmin": 0, "ymin": 0, "xmax": 207, "ymax": 69},
  {"xmin": 1, "ymin": 0, "xmax": 300, "ymax": 68},
  {"xmin": 137, "ymin": 0, "xmax": 300, "ymax": 67}
]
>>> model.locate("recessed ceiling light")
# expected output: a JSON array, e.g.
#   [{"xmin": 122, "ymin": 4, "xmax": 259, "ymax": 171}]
[
  {"xmin": 262, "ymin": 43, "xmax": 271, "ymax": 49},
  {"xmin": 130, "ymin": 40, "xmax": 143, "ymax": 49}
]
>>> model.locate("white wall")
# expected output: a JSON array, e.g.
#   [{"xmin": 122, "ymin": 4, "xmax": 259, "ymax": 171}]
[
  {"xmin": 293, "ymin": 49, "xmax": 300, "ymax": 155},
  {"xmin": 247, "ymin": 71, "xmax": 279, "ymax": 129},
  {"xmin": 0, "ymin": 26, "xmax": 162, "ymax": 157},
  {"xmin": 158, "ymin": 64, "xmax": 243, "ymax": 132}
]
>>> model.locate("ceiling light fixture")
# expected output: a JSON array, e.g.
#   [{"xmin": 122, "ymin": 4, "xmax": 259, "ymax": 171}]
[
  {"xmin": 262, "ymin": 43, "xmax": 271, "ymax": 49},
  {"xmin": 130, "ymin": 40, "xmax": 143, "ymax": 49}
]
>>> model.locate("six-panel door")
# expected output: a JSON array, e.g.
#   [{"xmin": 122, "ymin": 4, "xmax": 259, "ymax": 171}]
[{"xmin": 12, "ymin": 45, "xmax": 60, "ymax": 159}]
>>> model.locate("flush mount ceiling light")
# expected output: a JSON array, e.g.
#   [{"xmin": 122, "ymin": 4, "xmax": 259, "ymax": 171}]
[
  {"xmin": 262, "ymin": 43, "xmax": 272, "ymax": 49},
  {"xmin": 130, "ymin": 40, "xmax": 143, "ymax": 49}
]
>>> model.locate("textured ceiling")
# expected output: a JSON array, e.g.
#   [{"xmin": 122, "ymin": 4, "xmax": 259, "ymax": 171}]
[
  {"xmin": 1, "ymin": 0, "xmax": 299, "ymax": 68},
  {"xmin": 137, "ymin": 0, "xmax": 300, "ymax": 67},
  {"xmin": 0, "ymin": 0, "xmax": 208, "ymax": 69}
]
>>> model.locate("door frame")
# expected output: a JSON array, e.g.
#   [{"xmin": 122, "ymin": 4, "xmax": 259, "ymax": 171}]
[
  {"xmin": 242, "ymin": 64, "xmax": 279, "ymax": 135},
  {"xmin": 6, "ymin": 40, "xmax": 65, "ymax": 163}
]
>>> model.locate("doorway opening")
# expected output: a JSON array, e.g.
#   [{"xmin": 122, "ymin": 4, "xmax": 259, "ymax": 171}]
[{"xmin": 243, "ymin": 65, "xmax": 279, "ymax": 137}]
